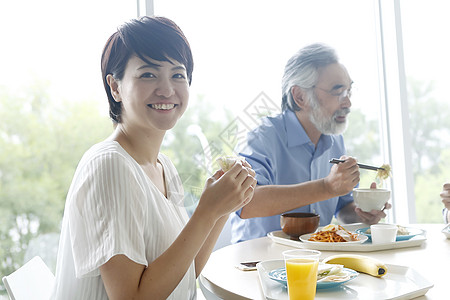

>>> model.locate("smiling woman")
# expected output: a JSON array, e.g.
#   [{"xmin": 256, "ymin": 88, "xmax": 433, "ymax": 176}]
[
  {"xmin": 101, "ymin": 16, "xmax": 193, "ymax": 124},
  {"xmin": 50, "ymin": 15, "xmax": 256, "ymax": 299},
  {"xmin": 107, "ymin": 57, "xmax": 190, "ymax": 131}
]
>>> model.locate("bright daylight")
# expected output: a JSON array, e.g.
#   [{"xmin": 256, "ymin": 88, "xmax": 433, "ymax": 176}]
[{"xmin": 0, "ymin": 0, "xmax": 449, "ymax": 299}]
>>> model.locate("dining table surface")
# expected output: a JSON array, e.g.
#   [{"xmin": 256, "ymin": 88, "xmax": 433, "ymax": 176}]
[{"xmin": 199, "ymin": 223, "xmax": 449, "ymax": 300}]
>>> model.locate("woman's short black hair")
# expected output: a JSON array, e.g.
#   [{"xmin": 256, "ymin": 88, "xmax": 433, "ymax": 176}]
[{"xmin": 101, "ymin": 16, "xmax": 194, "ymax": 123}]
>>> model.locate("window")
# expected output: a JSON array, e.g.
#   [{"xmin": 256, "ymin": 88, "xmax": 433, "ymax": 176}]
[
  {"xmin": 0, "ymin": 0, "xmax": 136, "ymax": 292},
  {"xmin": 155, "ymin": 0, "xmax": 387, "ymax": 214},
  {"xmin": 155, "ymin": 0, "xmax": 449, "ymax": 224},
  {"xmin": 400, "ymin": 0, "xmax": 450, "ymax": 222}
]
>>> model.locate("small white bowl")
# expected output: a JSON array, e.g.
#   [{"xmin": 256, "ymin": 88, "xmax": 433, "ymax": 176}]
[
  {"xmin": 370, "ymin": 224, "xmax": 398, "ymax": 244},
  {"xmin": 353, "ymin": 188, "xmax": 391, "ymax": 212}
]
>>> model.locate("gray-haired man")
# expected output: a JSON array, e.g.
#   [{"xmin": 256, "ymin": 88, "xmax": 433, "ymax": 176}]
[{"xmin": 230, "ymin": 43, "xmax": 389, "ymax": 243}]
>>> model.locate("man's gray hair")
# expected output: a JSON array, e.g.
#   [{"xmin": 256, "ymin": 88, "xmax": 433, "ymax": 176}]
[{"xmin": 281, "ymin": 43, "xmax": 339, "ymax": 111}]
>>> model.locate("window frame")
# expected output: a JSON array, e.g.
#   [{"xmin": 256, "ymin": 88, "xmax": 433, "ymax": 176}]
[
  {"xmin": 376, "ymin": 0, "xmax": 416, "ymax": 223},
  {"xmin": 137, "ymin": 0, "xmax": 154, "ymax": 16}
]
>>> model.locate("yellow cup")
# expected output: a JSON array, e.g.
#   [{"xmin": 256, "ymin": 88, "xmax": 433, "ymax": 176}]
[{"xmin": 283, "ymin": 249, "xmax": 321, "ymax": 300}]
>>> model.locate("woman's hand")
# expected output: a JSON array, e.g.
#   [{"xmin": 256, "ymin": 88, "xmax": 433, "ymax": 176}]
[{"xmin": 197, "ymin": 160, "xmax": 257, "ymax": 220}]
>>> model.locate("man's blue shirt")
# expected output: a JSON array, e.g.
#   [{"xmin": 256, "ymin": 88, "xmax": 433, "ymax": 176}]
[{"xmin": 230, "ymin": 110, "xmax": 353, "ymax": 243}]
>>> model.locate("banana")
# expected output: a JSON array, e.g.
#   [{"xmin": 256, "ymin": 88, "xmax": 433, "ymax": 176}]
[{"xmin": 322, "ymin": 254, "xmax": 387, "ymax": 277}]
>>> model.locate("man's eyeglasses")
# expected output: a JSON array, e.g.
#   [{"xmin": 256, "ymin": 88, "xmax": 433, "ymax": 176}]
[{"xmin": 313, "ymin": 86, "xmax": 352, "ymax": 101}]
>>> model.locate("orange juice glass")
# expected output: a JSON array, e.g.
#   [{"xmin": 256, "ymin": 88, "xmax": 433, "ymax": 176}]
[{"xmin": 283, "ymin": 249, "xmax": 321, "ymax": 300}]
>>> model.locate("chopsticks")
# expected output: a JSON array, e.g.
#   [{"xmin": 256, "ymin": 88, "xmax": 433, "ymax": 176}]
[{"xmin": 329, "ymin": 158, "xmax": 385, "ymax": 171}]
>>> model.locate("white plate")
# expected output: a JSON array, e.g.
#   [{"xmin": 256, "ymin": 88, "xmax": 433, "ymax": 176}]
[
  {"xmin": 257, "ymin": 259, "xmax": 434, "ymax": 300},
  {"xmin": 268, "ymin": 230, "xmax": 427, "ymax": 252},
  {"xmin": 299, "ymin": 233, "xmax": 369, "ymax": 244},
  {"xmin": 356, "ymin": 226, "xmax": 425, "ymax": 241}
]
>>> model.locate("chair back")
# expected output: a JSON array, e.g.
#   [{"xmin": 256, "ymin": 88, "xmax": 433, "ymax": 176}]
[{"xmin": 2, "ymin": 256, "xmax": 55, "ymax": 300}]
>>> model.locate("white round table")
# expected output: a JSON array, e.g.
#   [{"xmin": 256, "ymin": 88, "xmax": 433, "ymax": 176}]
[{"xmin": 199, "ymin": 224, "xmax": 449, "ymax": 299}]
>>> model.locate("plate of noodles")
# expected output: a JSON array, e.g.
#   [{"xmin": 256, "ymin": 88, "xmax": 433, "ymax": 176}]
[{"xmin": 300, "ymin": 224, "xmax": 368, "ymax": 244}]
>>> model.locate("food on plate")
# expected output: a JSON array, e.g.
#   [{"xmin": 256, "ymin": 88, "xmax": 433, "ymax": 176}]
[
  {"xmin": 216, "ymin": 156, "xmax": 245, "ymax": 172},
  {"xmin": 366, "ymin": 224, "xmax": 409, "ymax": 236},
  {"xmin": 376, "ymin": 163, "xmax": 391, "ymax": 180},
  {"xmin": 396, "ymin": 225, "xmax": 409, "ymax": 235},
  {"xmin": 317, "ymin": 264, "xmax": 355, "ymax": 282},
  {"xmin": 322, "ymin": 254, "xmax": 387, "ymax": 277},
  {"xmin": 308, "ymin": 224, "xmax": 359, "ymax": 242}
]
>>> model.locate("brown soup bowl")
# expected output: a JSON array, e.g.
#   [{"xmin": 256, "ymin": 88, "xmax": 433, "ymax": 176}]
[{"xmin": 280, "ymin": 212, "xmax": 320, "ymax": 240}]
